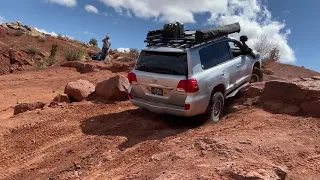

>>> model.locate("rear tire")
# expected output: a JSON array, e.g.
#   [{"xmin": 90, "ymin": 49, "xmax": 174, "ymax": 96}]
[
  {"xmin": 251, "ymin": 67, "xmax": 263, "ymax": 83},
  {"xmin": 204, "ymin": 91, "xmax": 225, "ymax": 123}
]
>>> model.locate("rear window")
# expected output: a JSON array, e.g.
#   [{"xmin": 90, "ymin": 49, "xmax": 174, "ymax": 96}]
[{"xmin": 135, "ymin": 51, "xmax": 188, "ymax": 76}]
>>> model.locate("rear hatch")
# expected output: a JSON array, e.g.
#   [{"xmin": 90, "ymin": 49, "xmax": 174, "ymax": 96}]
[{"xmin": 131, "ymin": 50, "xmax": 189, "ymax": 106}]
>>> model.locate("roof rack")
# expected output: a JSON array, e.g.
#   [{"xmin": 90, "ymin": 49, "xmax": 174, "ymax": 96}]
[{"xmin": 144, "ymin": 22, "xmax": 241, "ymax": 48}]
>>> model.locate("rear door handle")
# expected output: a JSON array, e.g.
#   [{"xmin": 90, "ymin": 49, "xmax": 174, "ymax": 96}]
[
  {"xmin": 237, "ymin": 64, "xmax": 241, "ymax": 67},
  {"xmin": 221, "ymin": 71, "xmax": 226, "ymax": 76}
]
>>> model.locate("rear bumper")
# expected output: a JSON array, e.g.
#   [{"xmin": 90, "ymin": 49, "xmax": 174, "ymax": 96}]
[{"xmin": 130, "ymin": 95, "xmax": 209, "ymax": 117}]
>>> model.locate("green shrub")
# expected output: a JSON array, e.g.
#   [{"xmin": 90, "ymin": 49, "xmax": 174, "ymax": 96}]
[
  {"xmin": 35, "ymin": 59, "xmax": 46, "ymax": 70},
  {"xmin": 50, "ymin": 43, "xmax": 58, "ymax": 58},
  {"xmin": 57, "ymin": 34, "xmax": 63, "ymax": 39},
  {"xmin": 47, "ymin": 57, "xmax": 56, "ymax": 66},
  {"xmin": 26, "ymin": 48, "xmax": 37, "ymax": 56},
  {"xmin": 15, "ymin": 30, "xmax": 24, "ymax": 36},
  {"xmin": 89, "ymin": 38, "xmax": 98, "ymax": 46},
  {"xmin": 38, "ymin": 36, "xmax": 46, "ymax": 43},
  {"xmin": 63, "ymin": 45, "xmax": 86, "ymax": 61},
  {"xmin": 117, "ymin": 56, "xmax": 133, "ymax": 62}
]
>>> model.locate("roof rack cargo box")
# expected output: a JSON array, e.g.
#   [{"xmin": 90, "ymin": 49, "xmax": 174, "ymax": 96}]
[{"xmin": 195, "ymin": 22, "xmax": 241, "ymax": 43}]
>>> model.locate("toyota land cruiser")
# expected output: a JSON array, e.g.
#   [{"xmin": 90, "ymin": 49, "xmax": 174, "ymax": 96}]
[{"xmin": 127, "ymin": 22, "xmax": 262, "ymax": 122}]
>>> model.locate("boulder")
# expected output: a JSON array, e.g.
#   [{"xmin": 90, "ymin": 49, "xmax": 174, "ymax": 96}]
[
  {"xmin": 108, "ymin": 61, "xmax": 134, "ymax": 73},
  {"xmin": 49, "ymin": 94, "xmax": 71, "ymax": 108},
  {"xmin": 275, "ymin": 166, "xmax": 287, "ymax": 180},
  {"xmin": 104, "ymin": 55, "xmax": 113, "ymax": 62},
  {"xmin": 0, "ymin": 23, "xmax": 8, "ymax": 28},
  {"xmin": 312, "ymin": 76, "xmax": 320, "ymax": 80},
  {"xmin": 263, "ymin": 100, "xmax": 284, "ymax": 111},
  {"xmin": 300, "ymin": 100, "xmax": 320, "ymax": 117},
  {"xmin": 240, "ymin": 82, "xmax": 265, "ymax": 98},
  {"xmin": 6, "ymin": 21, "xmax": 22, "ymax": 30},
  {"xmin": 266, "ymin": 75, "xmax": 282, "ymax": 81},
  {"xmin": 8, "ymin": 50, "xmax": 30, "ymax": 65},
  {"xmin": 95, "ymin": 75, "xmax": 130, "ymax": 100},
  {"xmin": 61, "ymin": 61, "xmax": 99, "ymax": 73},
  {"xmin": 262, "ymin": 69, "xmax": 275, "ymax": 75},
  {"xmin": 14, "ymin": 102, "xmax": 46, "ymax": 115},
  {"xmin": 64, "ymin": 79, "xmax": 95, "ymax": 102},
  {"xmin": 262, "ymin": 81, "xmax": 308, "ymax": 102},
  {"xmin": 281, "ymin": 104, "xmax": 300, "ymax": 115}
]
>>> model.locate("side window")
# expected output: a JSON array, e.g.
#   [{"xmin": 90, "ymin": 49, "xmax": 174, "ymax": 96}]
[
  {"xmin": 215, "ymin": 41, "xmax": 232, "ymax": 63},
  {"xmin": 228, "ymin": 41, "xmax": 243, "ymax": 58},
  {"xmin": 199, "ymin": 41, "xmax": 232, "ymax": 69},
  {"xmin": 199, "ymin": 44, "xmax": 220, "ymax": 69}
]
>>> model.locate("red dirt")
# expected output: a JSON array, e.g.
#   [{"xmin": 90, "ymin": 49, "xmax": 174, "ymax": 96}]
[
  {"xmin": 265, "ymin": 62, "xmax": 320, "ymax": 79},
  {"xmin": 0, "ymin": 27, "xmax": 97, "ymax": 75},
  {"xmin": 0, "ymin": 61, "xmax": 319, "ymax": 180}
]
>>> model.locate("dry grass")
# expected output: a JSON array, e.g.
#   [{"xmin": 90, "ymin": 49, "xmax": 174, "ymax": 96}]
[
  {"xmin": 38, "ymin": 36, "xmax": 46, "ymax": 43},
  {"xmin": 253, "ymin": 34, "xmax": 280, "ymax": 68},
  {"xmin": 26, "ymin": 48, "xmax": 37, "ymax": 56},
  {"xmin": 63, "ymin": 45, "xmax": 86, "ymax": 61},
  {"xmin": 109, "ymin": 48, "xmax": 139, "ymax": 63}
]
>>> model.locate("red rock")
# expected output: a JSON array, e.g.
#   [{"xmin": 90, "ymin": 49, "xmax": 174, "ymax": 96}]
[
  {"xmin": 240, "ymin": 82, "xmax": 265, "ymax": 98},
  {"xmin": 61, "ymin": 61, "xmax": 99, "ymax": 73},
  {"xmin": 64, "ymin": 79, "xmax": 95, "ymax": 102},
  {"xmin": 49, "ymin": 94, "xmax": 71, "ymax": 108},
  {"xmin": 95, "ymin": 75, "xmax": 129, "ymax": 100},
  {"xmin": 14, "ymin": 102, "xmax": 46, "ymax": 115},
  {"xmin": 300, "ymin": 100, "xmax": 320, "ymax": 117},
  {"xmin": 262, "ymin": 69, "xmax": 275, "ymax": 75}
]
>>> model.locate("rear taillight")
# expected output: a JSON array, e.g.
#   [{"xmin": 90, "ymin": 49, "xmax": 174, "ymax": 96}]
[
  {"xmin": 184, "ymin": 104, "xmax": 191, "ymax": 110},
  {"xmin": 177, "ymin": 79, "xmax": 199, "ymax": 93},
  {"xmin": 127, "ymin": 72, "xmax": 137, "ymax": 84}
]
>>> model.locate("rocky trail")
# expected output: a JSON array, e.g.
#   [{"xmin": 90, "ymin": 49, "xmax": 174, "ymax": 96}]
[{"xmin": 0, "ymin": 61, "xmax": 319, "ymax": 180}]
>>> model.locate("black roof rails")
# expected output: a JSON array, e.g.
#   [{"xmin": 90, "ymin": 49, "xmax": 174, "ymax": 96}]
[{"xmin": 144, "ymin": 22, "xmax": 241, "ymax": 48}]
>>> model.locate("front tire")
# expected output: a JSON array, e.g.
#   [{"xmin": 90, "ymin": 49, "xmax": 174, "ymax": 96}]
[
  {"xmin": 204, "ymin": 91, "xmax": 225, "ymax": 123},
  {"xmin": 251, "ymin": 67, "xmax": 263, "ymax": 83}
]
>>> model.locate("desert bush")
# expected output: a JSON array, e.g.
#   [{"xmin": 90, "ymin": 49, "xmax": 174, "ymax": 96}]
[
  {"xmin": 63, "ymin": 45, "xmax": 86, "ymax": 61},
  {"xmin": 26, "ymin": 48, "xmax": 37, "ymax": 56},
  {"xmin": 48, "ymin": 43, "xmax": 58, "ymax": 65},
  {"xmin": 35, "ymin": 57, "xmax": 56, "ymax": 70},
  {"xmin": 47, "ymin": 57, "xmax": 56, "ymax": 66},
  {"xmin": 57, "ymin": 34, "xmax": 63, "ymax": 39},
  {"xmin": 35, "ymin": 59, "xmax": 46, "ymax": 70},
  {"xmin": 117, "ymin": 56, "xmax": 134, "ymax": 62},
  {"xmin": 72, "ymin": 38, "xmax": 87, "ymax": 46},
  {"xmin": 38, "ymin": 36, "xmax": 46, "ymax": 43},
  {"xmin": 261, "ymin": 47, "xmax": 280, "ymax": 68},
  {"xmin": 112, "ymin": 52, "xmax": 121, "ymax": 59},
  {"xmin": 15, "ymin": 29, "xmax": 24, "ymax": 36},
  {"xmin": 89, "ymin": 38, "xmax": 98, "ymax": 46},
  {"xmin": 35, "ymin": 44, "xmax": 58, "ymax": 70},
  {"xmin": 127, "ymin": 48, "xmax": 140, "ymax": 59},
  {"xmin": 253, "ymin": 34, "xmax": 281, "ymax": 68},
  {"xmin": 50, "ymin": 43, "xmax": 58, "ymax": 59},
  {"xmin": 113, "ymin": 48, "xmax": 140, "ymax": 62}
]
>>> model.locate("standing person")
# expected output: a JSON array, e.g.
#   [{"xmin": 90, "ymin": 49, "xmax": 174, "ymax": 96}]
[{"xmin": 101, "ymin": 35, "xmax": 111, "ymax": 60}]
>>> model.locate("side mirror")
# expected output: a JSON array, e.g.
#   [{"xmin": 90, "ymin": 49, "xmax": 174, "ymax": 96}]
[{"xmin": 240, "ymin": 35, "xmax": 248, "ymax": 43}]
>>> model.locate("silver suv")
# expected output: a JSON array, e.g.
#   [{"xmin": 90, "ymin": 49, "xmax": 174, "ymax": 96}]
[{"xmin": 127, "ymin": 22, "xmax": 262, "ymax": 122}]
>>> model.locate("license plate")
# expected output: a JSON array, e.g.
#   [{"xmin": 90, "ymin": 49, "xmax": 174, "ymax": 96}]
[{"xmin": 150, "ymin": 87, "xmax": 163, "ymax": 96}]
